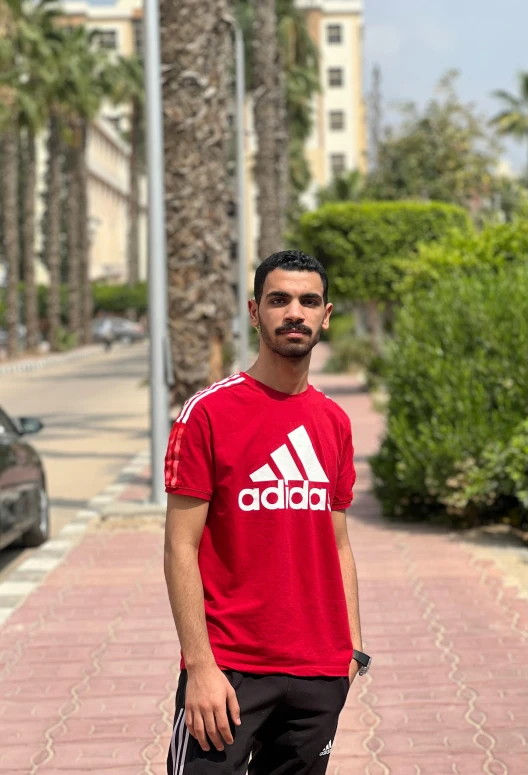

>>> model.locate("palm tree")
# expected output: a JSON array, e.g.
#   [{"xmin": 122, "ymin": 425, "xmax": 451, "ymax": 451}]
[
  {"xmin": 0, "ymin": 0, "xmax": 21, "ymax": 358},
  {"xmin": 108, "ymin": 54, "xmax": 144, "ymax": 286},
  {"xmin": 45, "ymin": 25, "xmax": 110, "ymax": 346},
  {"xmin": 15, "ymin": 0, "xmax": 57, "ymax": 351},
  {"xmin": 491, "ymin": 74, "xmax": 528, "ymax": 176},
  {"xmin": 251, "ymin": 0, "xmax": 284, "ymax": 262},
  {"xmin": 237, "ymin": 0, "xmax": 319, "ymax": 237},
  {"xmin": 160, "ymin": 0, "xmax": 235, "ymax": 404}
]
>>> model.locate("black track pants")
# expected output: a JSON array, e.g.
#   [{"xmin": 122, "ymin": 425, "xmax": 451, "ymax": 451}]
[{"xmin": 167, "ymin": 669, "xmax": 349, "ymax": 775}]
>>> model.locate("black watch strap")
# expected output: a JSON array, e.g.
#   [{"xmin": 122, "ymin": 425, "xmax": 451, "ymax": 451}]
[{"xmin": 352, "ymin": 649, "xmax": 371, "ymax": 667}]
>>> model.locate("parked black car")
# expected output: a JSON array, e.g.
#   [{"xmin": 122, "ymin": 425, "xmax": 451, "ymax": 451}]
[{"xmin": 0, "ymin": 408, "xmax": 49, "ymax": 550}]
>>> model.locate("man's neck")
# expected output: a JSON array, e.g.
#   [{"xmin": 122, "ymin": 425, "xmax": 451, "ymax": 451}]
[{"xmin": 246, "ymin": 346, "xmax": 312, "ymax": 395}]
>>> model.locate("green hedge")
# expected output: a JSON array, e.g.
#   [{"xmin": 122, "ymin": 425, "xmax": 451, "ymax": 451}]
[
  {"xmin": 370, "ymin": 266, "xmax": 528, "ymax": 529},
  {"xmin": 1, "ymin": 282, "xmax": 148, "ymax": 326},
  {"xmin": 298, "ymin": 201, "xmax": 471, "ymax": 302},
  {"xmin": 92, "ymin": 282, "xmax": 148, "ymax": 317},
  {"xmin": 395, "ymin": 219, "xmax": 528, "ymax": 296}
]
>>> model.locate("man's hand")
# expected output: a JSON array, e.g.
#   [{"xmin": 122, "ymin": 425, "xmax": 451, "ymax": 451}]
[
  {"xmin": 185, "ymin": 665, "xmax": 241, "ymax": 752},
  {"xmin": 348, "ymin": 658, "xmax": 360, "ymax": 686}
]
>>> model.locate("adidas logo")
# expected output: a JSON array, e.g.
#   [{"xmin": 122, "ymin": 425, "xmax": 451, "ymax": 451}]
[
  {"xmin": 238, "ymin": 425, "xmax": 330, "ymax": 512},
  {"xmin": 319, "ymin": 740, "xmax": 333, "ymax": 757}
]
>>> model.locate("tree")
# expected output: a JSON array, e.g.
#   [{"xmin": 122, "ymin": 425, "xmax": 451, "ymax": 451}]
[
  {"xmin": 108, "ymin": 54, "xmax": 144, "ymax": 286},
  {"xmin": 490, "ymin": 73, "xmax": 528, "ymax": 176},
  {"xmin": 316, "ymin": 170, "xmax": 364, "ymax": 206},
  {"xmin": 160, "ymin": 0, "xmax": 235, "ymax": 404},
  {"xmin": 0, "ymin": 0, "xmax": 21, "ymax": 358},
  {"xmin": 236, "ymin": 0, "xmax": 319, "ymax": 231},
  {"xmin": 368, "ymin": 64, "xmax": 382, "ymax": 172},
  {"xmin": 364, "ymin": 71, "xmax": 500, "ymax": 208},
  {"xmin": 251, "ymin": 0, "xmax": 284, "ymax": 261},
  {"xmin": 15, "ymin": 0, "xmax": 58, "ymax": 351},
  {"xmin": 45, "ymin": 25, "xmax": 111, "ymax": 346}
]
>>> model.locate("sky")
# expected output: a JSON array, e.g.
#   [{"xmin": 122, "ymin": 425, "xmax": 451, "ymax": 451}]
[{"xmin": 364, "ymin": 0, "xmax": 528, "ymax": 171}]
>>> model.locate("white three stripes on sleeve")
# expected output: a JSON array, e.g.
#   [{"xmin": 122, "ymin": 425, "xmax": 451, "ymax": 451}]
[{"xmin": 176, "ymin": 374, "xmax": 246, "ymax": 424}]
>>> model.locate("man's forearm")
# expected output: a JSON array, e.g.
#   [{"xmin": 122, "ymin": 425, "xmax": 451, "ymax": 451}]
[
  {"xmin": 338, "ymin": 542, "xmax": 362, "ymax": 651},
  {"xmin": 164, "ymin": 544, "xmax": 215, "ymax": 669}
]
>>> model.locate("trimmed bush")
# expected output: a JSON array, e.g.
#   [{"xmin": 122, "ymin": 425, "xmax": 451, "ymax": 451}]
[
  {"xmin": 298, "ymin": 201, "xmax": 471, "ymax": 303},
  {"xmin": 395, "ymin": 218, "xmax": 528, "ymax": 296},
  {"xmin": 370, "ymin": 266, "xmax": 528, "ymax": 529},
  {"xmin": 92, "ymin": 282, "xmax": 147, "ymax": 317}
]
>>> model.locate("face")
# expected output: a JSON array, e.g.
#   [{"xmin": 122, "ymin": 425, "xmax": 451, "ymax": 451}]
[{"xmin": 249, "ymin": 269, "xmax": 332, "ymax": 359}]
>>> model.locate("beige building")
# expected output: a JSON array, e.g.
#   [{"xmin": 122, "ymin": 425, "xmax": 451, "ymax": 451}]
[{"xmin": 296, "ymin": 0, "xmax": 366, "ymax": 208}]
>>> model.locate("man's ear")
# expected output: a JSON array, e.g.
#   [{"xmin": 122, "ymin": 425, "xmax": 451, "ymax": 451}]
[{"xmin": 248, "ymin": 299, "xmax": 259, "ymax": 328}]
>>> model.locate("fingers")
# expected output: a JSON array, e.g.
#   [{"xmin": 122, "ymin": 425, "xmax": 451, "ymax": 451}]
[
  {"xmin": 189, "ymin": 711, "xmax": 210, "ymax": 752},
  {"xmin": 215, "ymin": 706, "xmax": 234, "ymax": 747},
  {"xmin": 227, "ymin": 688, "xmax": 242, "ymax": 727},
  {"xmin": 204, "ymin": 711, "xmax": 225, "ymax": 751}
]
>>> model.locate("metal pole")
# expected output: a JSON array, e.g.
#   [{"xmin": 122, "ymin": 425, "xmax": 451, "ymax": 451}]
[
  {"xmin": 143, "ymin": 0, "xmax": 170, "ymax": 505},
  {"xmin": 234, "ymin": 23, "xmax": 249, "ymax": 372}
]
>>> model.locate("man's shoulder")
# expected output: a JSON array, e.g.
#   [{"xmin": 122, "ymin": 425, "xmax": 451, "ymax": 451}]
[
  {"xmin": 311, "ymin": 386, "xmax": 351, "ymax": 429},
  {"xmin": 174, "ymin": 374, "xmax": 248, "ymax": 425}
]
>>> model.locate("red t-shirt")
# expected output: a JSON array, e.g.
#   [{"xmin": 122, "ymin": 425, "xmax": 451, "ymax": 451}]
[{"xmin": 164, "ymin": 372, "xmax": 356, "ymax": 677}]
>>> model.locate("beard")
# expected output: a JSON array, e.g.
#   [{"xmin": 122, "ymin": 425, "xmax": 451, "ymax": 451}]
[{"xmin": 259, "ymin": 319, "xmax": 322, "ymax": 359}]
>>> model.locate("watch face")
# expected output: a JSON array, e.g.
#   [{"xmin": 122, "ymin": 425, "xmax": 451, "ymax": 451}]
[{"xmin": 359, "ymin": 657, "xmax": 371, "ymax": 676}]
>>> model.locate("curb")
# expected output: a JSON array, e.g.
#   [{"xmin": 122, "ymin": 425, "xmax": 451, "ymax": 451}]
[
  {"xmin": 0, "ymin": 446, "xmax": 153, "ymax": 628},
  {"xmin": 0, "ymin": 344, "xmax": 104, "ymax": 376}
]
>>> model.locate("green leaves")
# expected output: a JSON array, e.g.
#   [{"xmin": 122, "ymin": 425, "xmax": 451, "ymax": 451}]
[
  {"xmin": 370, "ymin": 265, "xmax": 528, "ymax": 528},
  {"xmin": 298, "ymin": 201, "xmax": 470, "ymax": 303}
]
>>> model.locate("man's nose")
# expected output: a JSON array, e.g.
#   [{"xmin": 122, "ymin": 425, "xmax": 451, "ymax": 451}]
[{"xmin": 284, "ymin": 300, "xmax": 305, "ymax": 321}]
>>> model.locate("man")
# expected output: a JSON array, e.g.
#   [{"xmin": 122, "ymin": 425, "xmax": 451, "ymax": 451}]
[{"xmin": 164, "ymin": 250, "xmax": 371, "ymax": 775}]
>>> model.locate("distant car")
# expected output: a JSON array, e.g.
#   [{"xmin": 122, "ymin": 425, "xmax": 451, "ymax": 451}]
[
  {"xmin": 91, "ymin": 317, "xmax": 145, "ymax": 345},
  {"xmin": 0, "ymin": 408, "xmax": 49, "ymax": 550}
]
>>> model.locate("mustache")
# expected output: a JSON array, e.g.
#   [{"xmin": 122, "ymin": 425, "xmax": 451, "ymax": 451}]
[{"xmin": 275, "ymin": 323, "xmax": 313, "ymax": 336}]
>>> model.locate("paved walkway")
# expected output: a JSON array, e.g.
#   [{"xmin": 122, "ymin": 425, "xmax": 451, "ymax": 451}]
[{"xmin": 1, "ymin": 367, "xmax": 527, "ymax": 774}]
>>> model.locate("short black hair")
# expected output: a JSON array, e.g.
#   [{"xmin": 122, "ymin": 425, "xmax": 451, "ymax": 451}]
[{"xmin": 254, "ymin": 250, "xmax": 328, "ymax": 305}]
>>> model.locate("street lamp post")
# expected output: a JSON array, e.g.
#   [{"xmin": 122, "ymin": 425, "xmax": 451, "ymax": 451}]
[
  {"xmin": 143, "ymin": 0, "xmax": 170, "ymax": 505},
  {"xmin": 234, "ymin": 22, "xmax": 249, "ymax": 372}
]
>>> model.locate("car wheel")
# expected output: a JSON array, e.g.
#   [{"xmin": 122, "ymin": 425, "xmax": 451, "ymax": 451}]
[{"xmin": 22, "ymin": 486, "xmax": 50, "ymax": 547}]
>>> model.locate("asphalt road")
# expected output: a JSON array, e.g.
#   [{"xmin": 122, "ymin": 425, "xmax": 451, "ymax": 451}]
[{"xmin": 0, "ymin": 341, "xmax": 150, "ymax": 578}]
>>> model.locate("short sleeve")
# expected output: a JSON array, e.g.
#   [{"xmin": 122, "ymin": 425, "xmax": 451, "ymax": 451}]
[
  {"xmin": 164, "ymin": 403, "xmax": 214, "ymax": 500},
  {"xmin": 332, "ymin": 424, "xmax": 356, "ymax": 510}
]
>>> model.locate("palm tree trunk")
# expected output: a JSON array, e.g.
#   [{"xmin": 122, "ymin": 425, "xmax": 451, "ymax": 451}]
[
  {"xmin": 22, "ymin": 127, "xmax": 39, "ymax": 351},
  {"xmin": 127, "ymin": 97, "xmax": 140, "ymax": 286},
  {"xmin": 2, "ymin": 127, "xmax": 20, "ymax": 358},
  {"xmin": 78, "ymin": 122, "xmax": 92, "ymax": 345},
  {"xmin": 276, "ymin": 63, "xmax": 289, "ymax": 226},
  {"xmin": 46, "ymin": 110, "xmax": 62, "ymax": 352},
  {"xmin": 66, "ymin": 139, "xmax": 81, "ymax": 338},
  {"xmin": 252, "ymin": 0, "xmax": 284, "ymax": 262},
  {"xmin": 160, "ymin": 0, "xmax": 235, "ymax": 405}
]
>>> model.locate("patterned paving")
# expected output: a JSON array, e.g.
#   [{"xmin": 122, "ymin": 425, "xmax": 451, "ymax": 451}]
[{"xmin": 0, "ymin": 371, "xmax": 527, "ymax": 773}]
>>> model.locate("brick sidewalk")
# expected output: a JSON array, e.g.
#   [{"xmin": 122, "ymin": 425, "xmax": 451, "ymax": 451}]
[{"xmin": 1, "ymin": 370, "xmax": 527, "ymax": 774}]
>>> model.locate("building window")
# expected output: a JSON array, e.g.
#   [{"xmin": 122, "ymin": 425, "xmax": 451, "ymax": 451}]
[
  {"xmin": 327, "ymin": 24, "xmax": 342, "ymax": 44},
  {"xmin": 133, "ymin": 19, "xmax": 143, "ymax": 58},
  {"xmin": 330, "ymin": 154, "xmax": 346, "ymax": 178},
  {"xmin": 328, "ymin": 68, "xmax": 344, "ymax": 87},
  {"xmin": 96, "ymin": 30, "xmax": 117, "ymax": 50},
  {"xmin": 329, "ymin": 110, "xmax": 345, "ymax": 131}
]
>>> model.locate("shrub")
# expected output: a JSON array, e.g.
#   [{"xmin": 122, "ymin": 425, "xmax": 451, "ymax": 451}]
[
  {"xmin": 395, "ymin": 219, "xmax": 528, "ymax": 296},
  {"xmin": 298, "ymin": 201, "xmax": 471, "ymax": 303},
  {"xmin": 92, "ymin": 282, "xmax": 148, "ymax": 317},
  {"xmin": 370, "ymin": 266, "xmax": 528, "ymax": 529}
]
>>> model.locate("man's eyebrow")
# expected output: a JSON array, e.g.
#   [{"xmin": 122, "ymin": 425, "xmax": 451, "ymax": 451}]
[{"xmin": 265, "ymin": 290, "xmax": 323, "ymax": 301}]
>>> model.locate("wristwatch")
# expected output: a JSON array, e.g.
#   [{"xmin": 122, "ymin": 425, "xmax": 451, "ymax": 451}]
[{"xmin": 353, "ymin": 649, "xmax": 372, "ymax": 676}]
